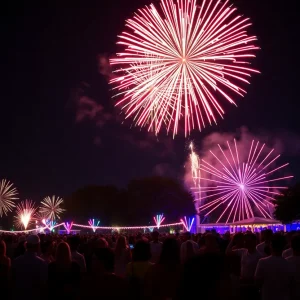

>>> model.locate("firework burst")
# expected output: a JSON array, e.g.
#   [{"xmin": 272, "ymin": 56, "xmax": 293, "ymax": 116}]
[
  {"xmin": 192, "ymin": 140, "xmax": 293, "ymax": 223},
  {"xmin": 0, "ymin": 179, "xmax": 19, "ymax": 217},
  {"xmin": 153, "ymin": 214, "xmax": 165, "ymax": 229},
  {"xmin": 39, "ymin": 196, "xmax": 65, "ymax": 221},
  {"xmin": 111, "ymin": 0, "xmax": 259, "ymax": 136},
  {"xmin": 15, "ymin": 200, "xmax": 38, "ymax": 230}
]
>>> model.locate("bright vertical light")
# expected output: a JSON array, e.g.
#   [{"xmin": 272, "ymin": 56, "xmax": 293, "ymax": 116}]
[
  {"xmin": 111, "ymin": 0, "xmax": 259, "ymax": 136},
  {"xmin": 153, "ymin": 214, "xmax": 165, "ymax": 229},
  {"xmin": 64, "ymin": 222, "xmax": 73, "ymax": 234},
  {"xmin": 181, "ymin": 216, "xmax": 195, "ymax": 232},
  {"xmin": 88, "ymin": 219, "xmax": 100, "ymax": 232}
]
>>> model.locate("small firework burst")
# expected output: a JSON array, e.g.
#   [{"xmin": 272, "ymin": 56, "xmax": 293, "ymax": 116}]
[
  {"xmin": 0, "ymin": 179, "xmax": 19, "ymax": 217},
  {"xmin": 39, "ymin": 196, "xmax": 65, "ymax": 220},
  {"xmin": 15, "ymin": 200, "xmax": 38, "ymax": 230}
]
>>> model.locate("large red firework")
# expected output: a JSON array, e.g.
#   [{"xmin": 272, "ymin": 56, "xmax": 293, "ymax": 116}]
[{"xmin": 111, "ymin": 0, "xmax": 259, "ymax": 136}]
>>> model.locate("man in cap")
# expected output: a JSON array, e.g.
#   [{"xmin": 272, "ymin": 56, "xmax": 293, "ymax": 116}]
[{"xmin": 12, "ymin": 234, "xmax": 47, "ymax": 300}]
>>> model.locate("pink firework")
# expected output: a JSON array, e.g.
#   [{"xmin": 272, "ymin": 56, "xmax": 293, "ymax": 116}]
[
  {"xmin": 14, "ymin": 200, "xmax": 38, "ymax": 230},
  {"xmin": 111, "ymin": 0, "xmax": 259, "ymax": 136},
  {"xmin": 193, "ymin": 140, "xmax": 293, "ymax": 223}
]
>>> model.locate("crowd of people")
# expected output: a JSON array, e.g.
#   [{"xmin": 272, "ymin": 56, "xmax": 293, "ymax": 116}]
[{"xmin": 0, "ymin": 228, "xmax": 299, "ymax": 300}]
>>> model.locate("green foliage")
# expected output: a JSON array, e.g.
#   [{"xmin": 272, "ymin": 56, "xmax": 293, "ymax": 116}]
[
  {"xmin": 273, "ymin": 183, "xmax": 300, "ymax": 224},
  {"xmin": 64, "ymin": 176, "xmax": 195, "ymax": 225}
]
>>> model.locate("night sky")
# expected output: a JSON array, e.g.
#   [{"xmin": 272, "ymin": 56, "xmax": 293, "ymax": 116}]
[{"xmin": 2, "ymin": 0, "xmax": 300, "ymax": 203}]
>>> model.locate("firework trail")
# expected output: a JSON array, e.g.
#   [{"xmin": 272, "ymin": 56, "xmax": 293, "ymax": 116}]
[
  {"xmin": 15, "ymin": 200, "xmax": 38, "ymax": 230},
  {"xmin": 39, "ymin": 196, "xmax": 65, "ymax": 221},
  {"xmin": 111, "ymin": 0, "xmax": 259, "ymax": 136},
  {"xmin": 192, "ymin": 139, "xmax": 293, "ymax": 223},
  {"xmin": 0, "ymin": 179, "xmax": 19, "ymax": 217}
]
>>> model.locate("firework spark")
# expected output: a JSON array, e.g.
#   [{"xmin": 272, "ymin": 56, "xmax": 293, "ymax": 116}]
[
  {"xmin": 111, "ymin": 0, "xmax": 259, "ymax": 136},
  {"xmin": 39, "ymin": 196, "xmax": 65, "ymax": 221},
  {"xmin": 0, "ymin": 179, "xmax": 19, "ymax": 217},
  {"xmin": 15, "ymin": 200, "xmax": 38, "ymax": 230},
  {"xmin": 153, "ymin": 214, "xmax": 165, "ymax": 229},
  {"xmin": 192, "ymin": 139, "xmax": 293, "ymax": 223},
  {"xmin": 181, "ymin": 216, "xmax": 195, "ymax": 232}
]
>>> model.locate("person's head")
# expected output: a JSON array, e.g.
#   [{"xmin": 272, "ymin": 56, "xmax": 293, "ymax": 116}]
[
  {"xmin": 204, "ymin": 233, "xmax": 219, "ymax": 251},
  {"xmin": 95, "ymin": 237, "xmax": 108, "ymax": 249},
  {"xmin": 151, "ymin": 231, "xmax": 160, "ymax": 242},
  {"xmin": 291, "ymin": 234, "xmax": 300, "ymax": 256},
  {"xmin": 55, "ymin": 242, "xmax": 72, "ymax": 266},
  {"xmin": 95, "ymin": 248, "xmax": 115, "ymax": 273},
  {"xmin": 159, "ymin": 238, "xmax": 180, "ymax": 265},
  {"xmin": 115, "ymin": 235, "xmax": 127, "ymax": 256},
  {"xmin": 271, "ymin": 234, "xmax": 286, "ymax": 256},
  {"xmin": 232, "ymin": 233, "xmax": 244, "ymax": 248},
  {"xmin": 41, "ymin": 240, "xmax": 53, "ymax": 255},
  {"xmin": 26, "ymin": 235, "xmax": 40, "ymax": 253},
  {"xmin": 68, "ymin": 235, "xmax": 80, "ymax": 252},
  {"xmin": 244, "ymin": 233, "xmax": 257, "ymax": 251},
  {"xmin": 0, "ymin": 240, "xmax": 6, "ymax": 256},
  {"xmin": 132, "ymin": 240, "xmax": 151, "ymax": 262},
  {"xmin": 183, "ymin": 231, "xmax": 192, "ymax": 242},
  {"xmin": 262, "ymin": 229, "xmax": 273, "ymax": 243}
]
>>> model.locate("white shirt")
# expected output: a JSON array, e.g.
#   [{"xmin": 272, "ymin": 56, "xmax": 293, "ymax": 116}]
[
  {"xmin": 180, "ymin": 240, "xmax": 199, "ymax": 263},
  {"xmin": 256, "ymin": 242, "xmax": 268, "ymax": 256},
  {"xmin": 71, "ymin": 251, "xmax": 86, "ymax": 273},
  {"xmin": 150, "ymin": 241, "xmax": 163, "ymax": 263},
  {"xmin": 286, "ymin": 255, "xmax": 300, "ymax": 300},
  {"xmin": 255, "ymin": 256, "xmax": 293, "ymax": 300},
  {"xmin": 233, "ymin": 248, "xmax": 262, "ymax": 279},
  {"xmin": 282, "ymin": 248, "xmax": 293, "ymax": 259}
]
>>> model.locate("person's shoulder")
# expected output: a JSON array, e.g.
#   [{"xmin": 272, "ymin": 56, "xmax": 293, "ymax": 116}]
[
  {"xmin": 233, "ymin": 248, "xmax": 247, "ymax": 255},
  {"xmin": 13, "ymin": 254, "xmax": 25, "ymax": 264},
  {"xmin": 71, "ymin": 261, "xmax": 81, "ymax": 270},
  {"xmin": 258, "ymin": 255, "xmax": 271, "ymax": 262}
]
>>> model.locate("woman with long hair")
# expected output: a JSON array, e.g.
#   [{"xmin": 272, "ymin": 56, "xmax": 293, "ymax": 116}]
[
  {"xmin": 48, "ymin": 242, "xmax": 81, "ymax": 299},
  {"xmin": 114, "ymin": 235, "xmax": 131, "ymax": 277}
]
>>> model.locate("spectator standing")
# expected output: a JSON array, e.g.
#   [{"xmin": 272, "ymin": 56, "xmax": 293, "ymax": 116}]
[
  {"xmin": 12, "ymin": 235, "xmax": 47, "ymax": 300},
  {"xmin": 69, "ymin": 236, "xmax": 86, "ymax": 273},
  {"xmin": 83, "ymin": 247, "xmax": 128, "ymax": 299},
  {"xmin": 256, "ymin": 229, "xmax": 273, "ymax": 256},
  {"xmin": 127, "ymin": 240, "xmax": 153, "ymax": 299},
  {"xmin": 180, "ymin": 232, "xmax": 199, "ymax": 263},
  {"xmin": 149, "ymin": 231, "xmax": 163, "ymax": 263},
  {"xmin": 48, "ymin": 242, "xmax": 81, "ymax": 300},
  {"xmin": 227, "ymin": 233, "xmax": 261, "ymax": 300},
  {"xmin": 0, "ymin": 240, "xmax": 11, "ymax": 291},
  {"xmin": 145, "ymin": 237, "xmax": 182, "ymax": 300},
  {"xmin": 282, "ymin": 232, "xmax": 294, "ymax": 258},
  {"xmin": 40, "ymin": 240, "xmax": 54, "ymax": 264},
  {"xmin": 255, "ymin": 234, "xmax": 293, "ymax": 300},
  {"xmin": 286, "ymin": 234, "xmax": 300, "ymax": 300},
  {"xmin": 114, "ymin": 235, "xmax": 131, "ymax": 277}
]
